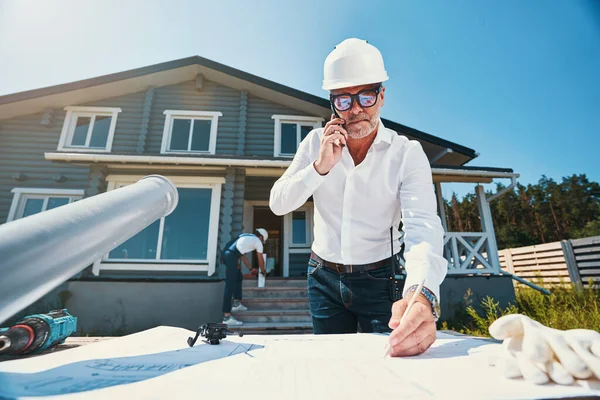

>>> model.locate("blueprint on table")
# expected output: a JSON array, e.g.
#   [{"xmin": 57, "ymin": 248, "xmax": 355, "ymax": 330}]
[{"xmin": 0, "ymin": 334, "xmax": 259, "ymax": 399}]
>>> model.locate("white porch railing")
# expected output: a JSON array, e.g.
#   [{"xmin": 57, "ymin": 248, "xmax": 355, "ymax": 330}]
[{"xmin": 443, "ymin": 232, "xmax": 501, "ymax": 275}]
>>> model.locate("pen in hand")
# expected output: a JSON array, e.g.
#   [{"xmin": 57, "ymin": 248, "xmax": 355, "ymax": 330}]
[{"xmin": 383, "ymin": 278, "xmax": 426, "ymax": 358}]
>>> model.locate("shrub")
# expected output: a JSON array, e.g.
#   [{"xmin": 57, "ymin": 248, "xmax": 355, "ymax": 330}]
[{"xmin": 441, "ymin": 283, "xmax": 600, "ymax": 336}]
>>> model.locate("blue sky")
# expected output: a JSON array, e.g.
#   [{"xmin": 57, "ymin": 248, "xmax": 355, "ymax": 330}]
[{"xmin": 0, "ymin": 0, "xmax": 598, "ymax": 199}]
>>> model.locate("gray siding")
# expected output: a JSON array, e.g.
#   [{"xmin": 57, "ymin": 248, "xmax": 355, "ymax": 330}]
[
  {"xmin": 216, "ymin": 168, "xmax": 246, "ymax": 277},
  {"xmin": 289, "ymin": 252, "xmax": 311, "ymax": 277},
  {"xmin": 245, "ymin": 94, "xmax": 314, "ymax": 157},
  {"xmin": 231, "ymin": 168, "xmax": 246, "ymax": 236},
  {"xmin": 0, "ymin": 112, "xmax": 90, "ymax": 223},
  {"xmin": 146, "ymin": 80, "xmax": 241, "ymax": 155},
  {"xmin": 245, "ymin": 176, "xmax": 278, "ymax": 202},
  {"xmin": 218, "ymin": 170, "xmax": 236, "ymax": 274}
]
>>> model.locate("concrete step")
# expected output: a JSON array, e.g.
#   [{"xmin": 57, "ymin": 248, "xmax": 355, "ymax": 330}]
[
  {"xmin": 231, "ymin": 309, "xmax": 312, "ymax": 323},
  {"xmin": 242, "ymin": 279, "xmax": 307, "ymax": 288},
  {"xmin": 243, "ymin": 287, "xmax": 308, "ymax": 298},
  {"xmin": 228, "ymin": 321, "xmax": 313, "ymax": 335},
  {"xmin": 240, "ymin": 297, "xmax": 309, "ymax": 310}
]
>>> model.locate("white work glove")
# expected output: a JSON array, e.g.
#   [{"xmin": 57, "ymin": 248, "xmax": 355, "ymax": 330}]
[{"xmin": 488, "ymin": 314, "xmax": 600, "ymax": 385}]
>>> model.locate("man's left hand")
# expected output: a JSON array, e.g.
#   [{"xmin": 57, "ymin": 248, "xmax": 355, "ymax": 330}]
[{"xmin": 387, "ymin": 295, "xmax": 436, "ymax": 357}]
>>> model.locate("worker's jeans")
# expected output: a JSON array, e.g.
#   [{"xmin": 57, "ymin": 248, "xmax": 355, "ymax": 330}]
[
  {"xmin": 307, "ymin": 257, "xmax": 402, "ymax": 334},
  {"xmin": 222, "ymin": 250, "xmax": 243, "ymax": 313}
]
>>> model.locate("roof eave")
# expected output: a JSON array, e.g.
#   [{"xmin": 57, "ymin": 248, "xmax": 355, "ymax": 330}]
[{"xmin": 45, "ymin": 152, "xmax": 516, "ymax": 184}]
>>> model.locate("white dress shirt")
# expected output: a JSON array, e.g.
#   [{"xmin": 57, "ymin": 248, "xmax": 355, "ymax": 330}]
[
  {"xmin": 236, "ymin": 235, "xmax": 263, "ymax": 255},
  {"xmin": 269, "ymin": 120, "xmax": 448, "ymax": 301}
]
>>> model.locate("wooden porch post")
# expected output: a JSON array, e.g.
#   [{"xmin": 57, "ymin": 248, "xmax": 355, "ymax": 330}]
[
  {"xmin": 476, "ymin": 185, "xmax": 501, "ymax": 273},
  {"xmin": 434, "ymin": 182, "xmax": 448, "ymax": 232}
]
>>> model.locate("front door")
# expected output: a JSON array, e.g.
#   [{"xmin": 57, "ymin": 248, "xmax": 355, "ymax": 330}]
[
  {"xmin": 251, "ymin": 206, "xmax": 283, "ymax": 277},
  {"xmin": 241, "ymin": 201, "xmax": 314, "ymax": 278}
]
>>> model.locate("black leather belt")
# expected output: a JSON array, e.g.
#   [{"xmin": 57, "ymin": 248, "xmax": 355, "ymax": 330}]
[{"xmin": 310, "ymin": 252, "xmax": 391, "ymax": 274}]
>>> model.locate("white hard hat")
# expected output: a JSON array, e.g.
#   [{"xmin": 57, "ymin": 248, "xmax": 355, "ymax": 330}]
[
  {"xmin": 256, "ymin": 228, "xmax": 268, "ymax": 242},
  {"xmin": 322, "ymin": 38, "xmax": 389, "ymax": 91}
]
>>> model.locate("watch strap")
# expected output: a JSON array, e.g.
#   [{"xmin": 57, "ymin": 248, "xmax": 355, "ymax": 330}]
[{"xmin": 405, "ymin": 284, "xmax": 441, "ymax": 321}]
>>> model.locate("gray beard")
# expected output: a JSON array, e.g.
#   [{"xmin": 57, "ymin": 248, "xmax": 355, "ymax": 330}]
[{"xmin": 347, "ymin": 109, "xmax": 380, "ymax": 139}]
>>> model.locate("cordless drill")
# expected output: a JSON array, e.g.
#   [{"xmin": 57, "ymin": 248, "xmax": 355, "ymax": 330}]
[{"xmin": 0, "ymin": 309, "xmax": 77, "ymax": 355}]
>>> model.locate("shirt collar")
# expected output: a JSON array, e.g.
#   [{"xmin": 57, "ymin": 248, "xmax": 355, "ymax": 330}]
[{"xmin": 373, "ymin": 119, "xmax": 393, "ymax": 145}]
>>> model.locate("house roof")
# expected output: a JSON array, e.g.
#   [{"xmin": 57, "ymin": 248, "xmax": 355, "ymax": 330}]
[{"xmin": 0, "ymin": 56, "xmax": 479, "ymax": 165}]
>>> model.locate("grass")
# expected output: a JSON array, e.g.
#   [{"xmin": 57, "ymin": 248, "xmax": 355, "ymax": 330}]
[{"xmin": 441, "ymin": 282, "xmax": 600, "ymax": 337}]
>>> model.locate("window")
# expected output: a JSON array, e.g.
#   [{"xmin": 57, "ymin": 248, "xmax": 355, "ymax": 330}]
[
  {"xmin": 285, "ymin": 206, "xmax": 313, "ymax": 247},
  {"xmin": 6, "ymin": 188, "xmax": 83, "ymax": 222},
  {"xmin": 282, "ymin": 204, "xmax": 314, "ymax": 277},
  {"xmin": 94, "ymin": 176, "xmax": 224, "ymax": 275},
  {"xmin": 292, "ymin": 211, "xmax": 308, "ymax": 244},
  {"xmin": 161, "ymin": 110, "xmax": 222, "ymax": 155},
  {"xmin": 272, "ymin": 115, "xmax": 324, "ymax": 157},
  {"xmin": 58, "ymin": 106, "xmax": 121, "ymax": 152}
]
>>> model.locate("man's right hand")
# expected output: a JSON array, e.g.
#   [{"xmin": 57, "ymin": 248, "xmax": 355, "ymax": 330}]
[{"xmin": 314, "ymin": 115, "xmax": 348, "ymax": 175}]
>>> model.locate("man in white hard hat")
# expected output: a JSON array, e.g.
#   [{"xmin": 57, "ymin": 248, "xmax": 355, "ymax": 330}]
[
  {"xmin": 270, "ymin": 38, "xmax": 447, "ymax": 356},
  {"xmin": 220, "ymin": 228, "xmax": 268, "ymax": 326}
]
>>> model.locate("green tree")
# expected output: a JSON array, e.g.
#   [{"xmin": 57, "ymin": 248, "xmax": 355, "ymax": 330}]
[
  {"xmin": 573, "ymin": 217, "xmax": 600, "ymax": 238},
  {"xmin": 443, "ymin": 174, "xmax": 600, "ymax": 248}
]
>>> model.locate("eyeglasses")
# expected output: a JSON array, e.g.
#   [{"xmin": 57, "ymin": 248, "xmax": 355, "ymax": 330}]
[{"xmin": 330, "ymin": 85, "xmax": 382, "ymax": 112}]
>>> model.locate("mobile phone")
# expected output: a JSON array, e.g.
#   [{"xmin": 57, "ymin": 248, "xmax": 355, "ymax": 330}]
[
  {"xmin": 330, "ymin": 105, "xmax": 345, "ymax": 148},
  {"xmin": 330, "ymin": 104, "xmax": 345, "ymax": 122}
]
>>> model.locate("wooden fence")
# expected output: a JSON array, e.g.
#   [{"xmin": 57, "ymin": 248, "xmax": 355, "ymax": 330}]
[{"xmin": 499, "ymin": 235, "xmax": 600, "ymax": 289}]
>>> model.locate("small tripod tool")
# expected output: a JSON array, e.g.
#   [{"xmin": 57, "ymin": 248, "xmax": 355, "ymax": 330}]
[{"xmin": 187, "ymin": 323, "xmax": 243, "ymax": 346}]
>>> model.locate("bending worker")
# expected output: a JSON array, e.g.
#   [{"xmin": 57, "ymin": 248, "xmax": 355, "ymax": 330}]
[
  {"xmin": 269, "ymin": 38, "xmax": 447, "ymax": 356},
  {"xmin": 221, "ymin": 228, "xmax": 268, "ymax": 326}
]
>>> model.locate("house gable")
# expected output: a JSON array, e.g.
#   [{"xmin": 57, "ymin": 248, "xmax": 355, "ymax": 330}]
[{"xmin": 0, "ymin": 56, "xmax": 478, "ymax": 166}]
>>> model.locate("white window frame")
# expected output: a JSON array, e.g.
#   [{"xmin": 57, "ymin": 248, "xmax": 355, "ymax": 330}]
[
  {"xmin": 93, "ymin": 175, "xmax": 224, "ymax": 275},
  {"xmin": 272, "ymin": 115, "xmax": 324, "ymax": 157},
  {"xmin": 6, "ymin": 188, "xmax": 84, "ymax": 222},
  {"xmin": 57, "ymin": 106, "xmax": 121, "ymax": 153},
  {"xmin": 285, "ymin": 206, "xmax": 313, "ymax": 248},
  {"xmin": 161, "ymin": 110, "xmax": 222, "ymax": 155},
  {"xmin": 282, "ymin": 204, "xmax": 314, "ymax": 277}
]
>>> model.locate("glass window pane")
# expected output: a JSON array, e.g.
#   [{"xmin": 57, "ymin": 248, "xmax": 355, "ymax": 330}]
[
  {"xmin": 161, "ymin": 188, "xmax": 212, "ymax": 260},
  {"xmin": 23, "ymin": 198, "xmax": 44, "ymax": 217},
  {"xmin": 108, "ymin": 219, "xmax": 160, "ymax": 260},
  {"xmin": 89, "ymin": 115, "xmax": 111, "ymax": 148},
  {"xmin": 300, "ymin": 125, "xmax": 312, "ymax": 142},
  {"xmin": 169, "ymin": 119, "xmax": 191, "ymax": 151},
  {"xmin": 190, "ymin": 119, "xmax": 211, "ymax": 151},
  {"xmin": 70, "ymin": 116, "xmax": 91, "ymax": 146},
  {"xmin": 47, "ymin": 197, "xmax": 69, "ymax": 210},
  {"xmin": 280, "ymin": 123, "xmax": 297, "ymax": 154},
  {"xmin": 292, "ymin": 211, "xmax": 307, "ymax": 244}
]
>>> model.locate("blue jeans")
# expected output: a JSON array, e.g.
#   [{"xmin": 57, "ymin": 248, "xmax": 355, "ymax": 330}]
[
  {"xmin": 222, "ymin": 250, "xmax": 243, "ymax": 313},
  {"xmin": 307, "ymin": 257, "xmax": 404, "ymax": 334}
]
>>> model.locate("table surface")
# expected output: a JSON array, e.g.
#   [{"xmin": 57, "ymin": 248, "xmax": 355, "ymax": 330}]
[{"xmin": 0, "ymin": 329, "xmax": 597, "ymax": 400}]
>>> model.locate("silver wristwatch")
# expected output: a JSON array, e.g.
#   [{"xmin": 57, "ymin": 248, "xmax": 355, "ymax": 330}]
[{"xmin": 407, "ymin": 285, "xmax": 441, "ymax": 322}]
